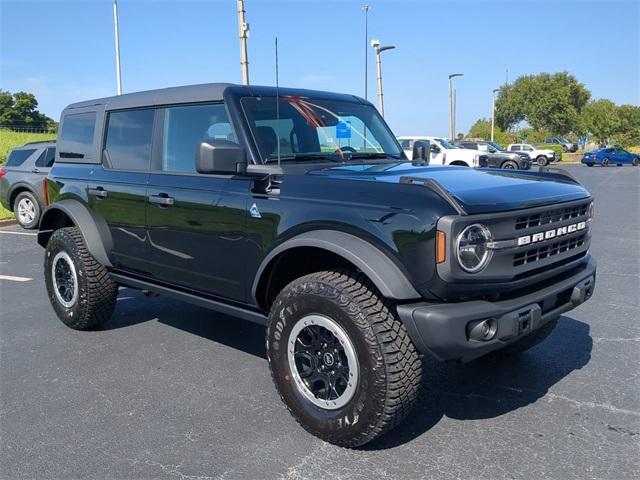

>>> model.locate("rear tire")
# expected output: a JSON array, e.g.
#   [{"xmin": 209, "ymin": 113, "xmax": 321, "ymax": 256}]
[
  {"xmin": 536, "ymin": 156, "xmax": 549, "ymax": 166},
  {"xmin": 494, "ymin": 319, "xmax": 558, "ymax": 356},
  {"xmin": 13, "ymin": 191, "xmax": 41, "ymax": 229},
  {"xmin": 586, "ymin": 163, "xmax": 594, "ymax": 167},
  {"xmin": 267, "ymin": 270, "xmax": 422, "ymax": 448},
  {"xmin": 44, "ymin": 227, "xmax": 118, "ymax": 330},
  {"xmin": 602, "ymin": 157, "xmax": 610, "ymax": 167},
  {"xmin": 633, "ymin": 158, "xmax": 639, "ymax": 166}
]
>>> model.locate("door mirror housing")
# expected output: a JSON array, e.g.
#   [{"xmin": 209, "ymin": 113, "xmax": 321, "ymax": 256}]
[
  {"xmin": 412, "ymin": 140, "xmax": 431, "ymax": 164},
  {"xmin": 196, "ymin": 140, "xmax": 246, "ymax": 174}
]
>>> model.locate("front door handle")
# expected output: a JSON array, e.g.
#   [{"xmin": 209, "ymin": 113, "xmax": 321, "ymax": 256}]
[
  {"xmin": 88, "ymin": 187, "xmax": 108, "ymax": 199},
  {"xmin": 148, "ymin": 194, "xmax": 175, "ymax": 207},
  {"xmin": 32, "ymin": 168, "xmax": 40, "ymax": 174}
]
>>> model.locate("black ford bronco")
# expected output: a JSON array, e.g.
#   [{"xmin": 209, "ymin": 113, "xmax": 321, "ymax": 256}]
[{"xmin": 39, "ymin": 83, "xmax": 596, "ymax": 447}]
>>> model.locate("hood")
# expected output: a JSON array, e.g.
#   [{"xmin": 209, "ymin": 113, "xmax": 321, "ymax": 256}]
[{"xmin": 309, "ymin": 162, "xmax": 590, "ymax": 214}]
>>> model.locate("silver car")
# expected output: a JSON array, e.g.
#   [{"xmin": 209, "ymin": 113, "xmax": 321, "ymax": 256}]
[{"xmin": 0, "ymin": 141, "xmax": 55, "ymax": 228}]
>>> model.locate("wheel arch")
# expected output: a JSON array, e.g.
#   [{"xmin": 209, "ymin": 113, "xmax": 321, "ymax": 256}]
[
  {"xmin": 8, "ymin": 183, "xmax": 39, "ymax": 211},
  {"xmin": 448, "ymin": 160, "xmax": 469, "ymax": 167},
  {"xmin": 252, "ymin": 230, "xmax": 421, "ymax": 310},
  {"xmin": 38, "ymin": 199, "xmax": 113, "ymax": 267}
]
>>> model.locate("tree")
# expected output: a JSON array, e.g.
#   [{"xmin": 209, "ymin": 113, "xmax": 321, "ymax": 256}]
[
  {"xmin": 495, "ymin": 72, "xmax": 591, "ymax": 135},
  {"xmin": 466, "ymin": 118, "xmax": 516, "ymax": 146},
  {"xmin": 612, "ymin": 104, "xmax": 640, "ymax": 147},
  {"xmin": 0, "ymin": 90, "xmax": 54, "ymax": 128},
  {"xmin": 580, "ymin": 99, "xmax": 620, "ymax": 145}
]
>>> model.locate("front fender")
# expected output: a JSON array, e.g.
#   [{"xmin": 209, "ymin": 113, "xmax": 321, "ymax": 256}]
[{"xmin": 37, "ymin": 199, "xmax": 113, "ymax": 267}]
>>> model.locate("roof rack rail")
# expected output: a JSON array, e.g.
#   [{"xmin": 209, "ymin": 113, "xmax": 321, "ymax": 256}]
[
  {"xmin": 399, "ymin": 176, "xmax": 467, "ymax": 215},
  {"xmin": 24, "ymin": 140, "xmax": 55, "ymax": 146}
]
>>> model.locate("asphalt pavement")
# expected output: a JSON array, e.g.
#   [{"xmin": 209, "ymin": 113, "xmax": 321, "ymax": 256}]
[{"xmin": 0, "ymin": 165, "xmax": 638, "ymax": 479}]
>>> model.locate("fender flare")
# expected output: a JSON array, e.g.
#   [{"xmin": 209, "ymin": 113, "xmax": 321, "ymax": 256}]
[
  {"xmin": 252, "ymin": 230, "xmax": 421, "ymax": 302},
  {"xmin": 37, "ymin": 199, "xmax": 113, "ymax": 267}
]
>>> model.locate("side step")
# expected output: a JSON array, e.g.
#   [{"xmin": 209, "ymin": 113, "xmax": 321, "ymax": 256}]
[{"xmin": 110, "ymin": 273, "xmax": 268, "ymax": 326}]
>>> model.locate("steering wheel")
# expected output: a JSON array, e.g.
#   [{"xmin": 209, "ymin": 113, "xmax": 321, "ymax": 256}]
[{"xmin": 335, "ymin": 146, "xmax": 357, "ymax": 155}]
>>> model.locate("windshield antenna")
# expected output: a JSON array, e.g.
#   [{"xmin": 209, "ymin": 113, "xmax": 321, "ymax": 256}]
[{"xmin": 275, "ymin": 36, "xmax": 281, "ymax": 166}]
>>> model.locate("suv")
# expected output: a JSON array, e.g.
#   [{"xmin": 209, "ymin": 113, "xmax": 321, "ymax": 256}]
[
  {"xmin": 544, "ymin": 137, "xmax": 578, "ymax": 153},
  {"xmin": 456, "ymin": 140, "xmax": 531, "ymax": 169},
  {"xmin": 397, "ymin": 136, "xmax": 488, "ymax": 167},
  {"xmin": 508, "ymin": 143, "xmax": 557, "ymax": 166},
  {"xmin": 38, "ymin": 84, "xmax": 597, "ymax": 448},
  {"xmin": 0, "ymin": 141, "xmax": 56, "ymax": 228}
]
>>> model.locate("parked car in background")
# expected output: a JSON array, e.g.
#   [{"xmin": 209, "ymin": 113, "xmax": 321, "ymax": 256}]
[
  {"xmin": 581, "ymin": 146, "xmax": 640, "ymax": 167},
  {"xmin": 0, "ymin": 141, "xmax": 56, "ymax": 228},
  {"xmin": 508, "ymin": 143, "xmax": 557, "ymax": 166},
  {"xmin": 543, "ymin": 137, "xmax": 578, "ymax": 153},
  {"xmin": 397, "ymin": 136, "xmax": 488, "ymax": 167},
  {"xmin": 456, "ymin": 140, "xmax": 531, "ymax": 169}
]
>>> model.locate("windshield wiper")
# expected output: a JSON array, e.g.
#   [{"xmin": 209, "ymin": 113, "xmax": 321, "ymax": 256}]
[
  {"xmin": 265, "ymin": 154, "xmax": 342, "ymax": 163},
  {"xmin": 345, "ymin": 152, "xmax": 401, "ymax": 160}
]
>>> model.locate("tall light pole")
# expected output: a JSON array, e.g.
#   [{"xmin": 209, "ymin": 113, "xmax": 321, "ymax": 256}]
[
  {"xmin": 448, "ymin": 73, "xmax": 463, "ymax": 140},
  {"xmin": 237, "ymin": 0, "xmax": 250, "ymax": 85},
  {"xmin": 362, "ymin": 5, "xmax": 370, "ymax": 100},
  {"xmin": 491, "ymin": 88, "xmax": 500, "ymax": 141},
  {"xmin": 371, "ymin": 39, "xmax": 395, "ymax": 117},
  {"xmin": 113, "ymin": 0, "xmax": 122, "ymax": 95}
]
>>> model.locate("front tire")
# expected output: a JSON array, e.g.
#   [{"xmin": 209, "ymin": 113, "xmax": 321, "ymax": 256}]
[
  {"xmin": 267, "ymin": 271, "xmax": 422, "ymax": 447},
  {"xmin": 44, "ymin": 227, "xmax": 118, "ymax": 330},
  {"xmin": 13, "ymin": 191, "xmax": 41, "ymax": 229},
  {"xmin": 501, "ymin": 160, "xmax": 518, "ymax": 169},
  {"xmin": 602, "ymin": 157, "xmax": 610, "ymax": 167},
  {"xmin": 536, "ymin": 156, "xmax": 549, "ymax": 166}
]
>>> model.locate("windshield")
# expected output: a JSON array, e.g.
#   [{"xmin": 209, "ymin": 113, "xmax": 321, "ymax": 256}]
[
  {"xmin": 434, "ymin": 138, "xmax": 457, "ymax": 149},
  {"xmin": 241, "ymin": 96, "xmax": 403, "ymax": 162},
  {"xmin": 486, "ymin": 141, "xmax": 506, "ymax": 152}
]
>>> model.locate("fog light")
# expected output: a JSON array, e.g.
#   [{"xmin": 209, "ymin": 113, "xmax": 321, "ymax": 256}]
[{"xmin": 467, "ymin": 318, "xmax": 498, "ymax": 341}]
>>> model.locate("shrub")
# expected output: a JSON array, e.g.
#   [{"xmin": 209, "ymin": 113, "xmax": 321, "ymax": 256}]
[
  {"xmin": 537, "ymin": 144, "xmax": 564, "ymax": 162},
  {"xmin": 627, "ymin": 146, "xmax": 640, "ymax": 153}
]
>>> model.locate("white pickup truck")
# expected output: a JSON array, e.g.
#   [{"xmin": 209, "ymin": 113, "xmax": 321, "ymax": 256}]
[
  {"xmin": 397, "ymin": 136, "xmax": 487, "ymax": 167},
  {"xmin": 507, "ymin": 143, "xmax": 557, "ymax": 166}
]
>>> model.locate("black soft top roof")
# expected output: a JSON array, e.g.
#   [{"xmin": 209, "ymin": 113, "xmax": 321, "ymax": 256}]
[{"xmin": 64, "ymin": 83, "xmax": 368, "ymax": 112}]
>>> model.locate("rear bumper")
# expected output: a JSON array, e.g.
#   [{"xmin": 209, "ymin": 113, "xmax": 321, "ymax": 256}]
[{"xmin": 397, "ymin": 257, "xmax": 596, "ymax": 363}]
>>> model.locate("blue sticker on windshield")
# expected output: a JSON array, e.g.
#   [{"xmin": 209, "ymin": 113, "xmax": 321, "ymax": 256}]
[{"xmin": 336, "ymin": 121, "xmax": 352, "ymax": 139}]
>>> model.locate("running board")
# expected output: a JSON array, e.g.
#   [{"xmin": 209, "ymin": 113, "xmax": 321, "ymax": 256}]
[{"xmin": 110, "ymin": 273, "xmax": 268, "ymax": 326}]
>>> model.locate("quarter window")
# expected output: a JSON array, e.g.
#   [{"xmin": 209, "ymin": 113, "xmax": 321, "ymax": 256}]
[
  {"xmin": 5, "ymin": 149, "xmax": 36, "ymax": 167},
  {"xmin": 104, "ymin": 109, "xmax": 155, "ymax": 170},
  {"xmin": 59, "ymin": 112, "xmax": 96, "ymax": 159},
  {"xmin": 162, "ymin": 103, "xmax": 235, "ymax": 172}
]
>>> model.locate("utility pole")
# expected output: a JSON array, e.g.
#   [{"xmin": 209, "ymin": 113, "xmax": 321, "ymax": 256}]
[
  {"xmin": 113, "ymin": 0, "xmax": 122, "ymax": 95},
  {"xmin": 453, "ymin": 88, "xmax": 457, "ymax": 139},
  {"xmin": 491, "ymin": 88, "xmax": 500, "ymax": 141},
  {"xmin": 237, "ymin": 0, "xmax": 250, "ymax": 85},
  {"xmin": 362, "ymin": 5, "xmax": 370, "ymax": 100},
  {"xmin": 371, "ymin": 40, "xmax": 395, "ymax": 117},
  {"xmin": 448, "ymin": 73, "xmax": 463, "ymax": 140}
]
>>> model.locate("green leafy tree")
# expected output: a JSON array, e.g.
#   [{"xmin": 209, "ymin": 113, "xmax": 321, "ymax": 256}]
[
  {"xmin": 495, "ymin": 72, "xmax": 591, "ymax": 135},
  {"xmin": 612, "ymin": 104, "xmax": 640, "ymax": 147},
  {"xmin": 580, "ymin": 99, "xmax": 619, "ymax": 145},
  {"xmin": 0, "ymin": 90, "xmax": 54, "ymax": 128},
  {"xmin": 466, "ymin": 118, "xmax": 516, "ymax": 146}
]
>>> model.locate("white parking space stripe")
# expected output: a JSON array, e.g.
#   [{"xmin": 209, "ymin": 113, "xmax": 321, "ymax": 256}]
[
  {"xmin": 0, "ymin": 230, "xmax": 37, "ymax": 236},
  {"xmin": 0, "ymin": 275, "xmax": 33, "ymax": 282}
]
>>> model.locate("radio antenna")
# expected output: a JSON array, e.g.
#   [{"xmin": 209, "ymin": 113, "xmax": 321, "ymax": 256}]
[{"xmin": 275, "ymin": 36, "xmax": 281, "ymax": 166}]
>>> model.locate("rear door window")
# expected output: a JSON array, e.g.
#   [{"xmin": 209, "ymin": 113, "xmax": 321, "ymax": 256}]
[
  {"xmin": 5, "ymin": 149, "xmax": 36, "ymax": 167},
  {"xmin": 35, "ymin": 147, "xmax": 56, "ymax": 167},
  {"xmin": 58, "ymin": 112, "xmax": 96, "ymax": 159},
  {"xmin": 104, "ymin": 109, "xmax": 155, "ymax": 171}
]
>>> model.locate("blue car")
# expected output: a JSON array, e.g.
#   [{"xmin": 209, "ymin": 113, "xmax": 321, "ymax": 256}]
[{"xmin": 582, "ymin": 147, "xmax": 640, "ymax": 167}]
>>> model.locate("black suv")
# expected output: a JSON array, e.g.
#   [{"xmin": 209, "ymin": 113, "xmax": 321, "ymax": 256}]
[
  {"xmin": 38, "ymin": 83, "xmax": 597, "ymax": 447},
  {"xmin": 457, "ymin": 140, "xmax": 531, "ymax": 169}
]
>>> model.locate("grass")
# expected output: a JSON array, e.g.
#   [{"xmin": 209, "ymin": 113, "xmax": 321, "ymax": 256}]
[
  {"xmin": 0, "ymin": 129, "xmax": 56, "ymax": 165},
  {"xmin": 0, "ymin": 204, "xmax": 14, "ymax": 220}
]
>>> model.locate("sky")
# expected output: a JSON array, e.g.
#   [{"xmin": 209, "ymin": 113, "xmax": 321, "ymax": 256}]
[{"xmin": 1, "ymin": 0, "xmax": 638, "ymax": 137}]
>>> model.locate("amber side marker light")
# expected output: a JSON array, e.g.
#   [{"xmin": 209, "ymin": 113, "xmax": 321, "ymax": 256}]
[{"xmin": 436, "ymin": 231, "xmax": 446, "ymax": 263}]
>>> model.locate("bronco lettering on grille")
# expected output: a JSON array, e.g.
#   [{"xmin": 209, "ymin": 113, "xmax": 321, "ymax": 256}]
[{"xmin": 517, "ymin": 221, "xmax": 587, "ymax": 247}]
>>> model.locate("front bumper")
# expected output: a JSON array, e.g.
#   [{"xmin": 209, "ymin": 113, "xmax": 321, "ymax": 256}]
[{"xmin": 397, "ymin": 257, "xmax": 596, "ymax": 363}]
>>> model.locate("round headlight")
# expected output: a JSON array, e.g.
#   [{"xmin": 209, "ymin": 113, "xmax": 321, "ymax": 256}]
[{"xmin": 456, "ymin": 224, "xmax": 492, "ymax": 273}]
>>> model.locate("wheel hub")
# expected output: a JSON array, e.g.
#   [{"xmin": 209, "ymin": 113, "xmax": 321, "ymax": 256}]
[
  {"xmin": 52, "ymin": 251, "xmax": 78, "ymax": 308},
  {"xmin": 287, "ymin": 314, "xmax": 359, "ymax": 410},
  {"xmin": 17, "ymin": 198, "xmax": 35, "ymax": 224}
]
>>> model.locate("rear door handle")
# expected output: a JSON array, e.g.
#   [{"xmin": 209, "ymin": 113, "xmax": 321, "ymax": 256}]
[
  {"xmin": 148, "ymin": 194, "xmax": 175, "ymax": 207},
  {"xmin": 32, "ymin": 168, "xmax": 40, "ymax": 174},
  {"xmin": 88, "ymin": 187, "xmax": 108, "ymax": 199}
]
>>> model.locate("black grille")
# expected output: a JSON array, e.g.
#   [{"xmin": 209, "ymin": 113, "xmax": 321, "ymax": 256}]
[
  {"xmin": 515, "ymin": 202, "xmax": 589, "ymax": 230},
  {"xmin": 513, "ymin": 234, "xmax": 587, "ymax": 266}
]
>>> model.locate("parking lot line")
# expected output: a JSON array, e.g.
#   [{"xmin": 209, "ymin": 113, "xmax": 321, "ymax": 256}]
[
  {"xmin": 0, "ymin": 275, "xmax": 33, "ymax": 282},
  {"xmin": 0, "ymin": 230, "xmax": 37, "ymax": 236}
]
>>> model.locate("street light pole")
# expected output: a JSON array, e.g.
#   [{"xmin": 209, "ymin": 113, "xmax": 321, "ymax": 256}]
[
  {"xmin": 362, "ymin": 5, "xmax": 370, "ymax": 100},
  {"xmin": 237, "ymin": 0, "xmax": 250, "ymax": 85},
  {"xmin": 448, "ymin": 73, "xmax": 463, "ymax": 140},
  {"xmin": 372, "ymin": 40, "xmax": 395, "ymax": 117},
  {"xmin": 491, "ymin": 88, "xmax": 500, "ymax": 141},
  {"xmin": 113, "ymin": 0, "xmax": 122, "ymax": 95}
]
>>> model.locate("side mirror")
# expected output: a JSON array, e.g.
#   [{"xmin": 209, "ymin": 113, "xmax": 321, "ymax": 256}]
[
  {"xmin": 196, "ymin": 139, "xmax": 246, "ymax": 174},
  {"xmin": 412, "ymin": 140, "xmax": 431, "ymax": 164},
  {"xmin": 431, "ymin": 144, "xmax": 441, "ymax": 153}
]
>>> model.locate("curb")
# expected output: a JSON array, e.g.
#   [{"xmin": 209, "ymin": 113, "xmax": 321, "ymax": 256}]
[{"xmin": 0, "ymin": 219, "xmax": 18, "ymax": 227}]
